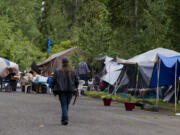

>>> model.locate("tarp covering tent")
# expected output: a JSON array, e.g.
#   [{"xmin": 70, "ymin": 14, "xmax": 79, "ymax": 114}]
[
  {"xmin": 116, "ymin": 48, "xmax": 180, "ymax": 91},
  {"xmin": 38, "ymin": 47, "xmax": 77, "ymax": 76},
  {"xmin": 100, "ymin": 56, "xmax": 123, "ymax": 85},
  {"xmin": 150, "ymin": 55, "xmax": 180, "ymax": 106},
  {"xmin": 0, "ymin": 58, "xmax": 19, "ymax": 78},
  {"xmin": 150, "ymin": 54, "xmax": 180, "ymax": 88}
]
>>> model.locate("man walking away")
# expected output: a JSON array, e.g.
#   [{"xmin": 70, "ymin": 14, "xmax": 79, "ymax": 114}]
[{"xmin": 77, "ymin": 61, "xmax": 90, "ymax": 86}]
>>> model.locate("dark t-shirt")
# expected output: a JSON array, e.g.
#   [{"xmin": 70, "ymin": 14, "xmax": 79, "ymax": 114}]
[{"xmin": 6, "ymin": 73, "xmax": 16, "ymax": 80}]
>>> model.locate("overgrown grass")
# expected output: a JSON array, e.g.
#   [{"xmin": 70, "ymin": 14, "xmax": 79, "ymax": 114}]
[
  {"xmin": 84, "ymin": 91, "xmax": 154, "ymax": 103},
  {"xmin": 84, "ymin": 91, "xmax": 180, "ymax": 113}
]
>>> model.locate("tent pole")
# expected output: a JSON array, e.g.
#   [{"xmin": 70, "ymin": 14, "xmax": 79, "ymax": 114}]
[
  {"xmin": 113, "ymin": 81, "xmax": 117, "ymax": 95},
  {"xmin": 135, "ymin": 64, "xmax": 139, "ymax": 96},
  {"xmin": 156, "ymin": 58, "xmax": 161, "ymax": 106},
  {"xmin": 108, "ymin": 63, "xmax": 111, "ymax": 94},
  {"xmin": 175, "ymin": 59, "xmax": 178, "ymax": 113},
  {"xmin": 113, "ymin": 79, "xmax": 118, "ymax": 95},
  {"xmin": 114, "ymin": 76, "xmax": 120, "ymax": 95},
  {"xmin": 177, "ymin": 78, "xmax": 180, "ymax": 110},
  {"xmin": 113, "ymin": 68, "xmax": 127, "ymax": 95}
]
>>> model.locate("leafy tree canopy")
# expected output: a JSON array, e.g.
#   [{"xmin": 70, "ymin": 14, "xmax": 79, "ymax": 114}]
[{"xmin": 0, "ymin": 0, "xmax": 180, "ymax": 72}]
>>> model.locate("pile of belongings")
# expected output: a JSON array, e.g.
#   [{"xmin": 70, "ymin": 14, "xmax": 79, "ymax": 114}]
[
  {"xmin": 0, "ymin": 58, "xmax": 19, "ymax": 78},
  {"xmin": 21, "ymin": 73, "xmax": 33, "ymax": 86}
]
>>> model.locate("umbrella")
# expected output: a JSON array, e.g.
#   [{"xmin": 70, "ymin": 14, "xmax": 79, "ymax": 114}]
[{"xmin": 0, "ymin": 58, "xmax": 19, "ymax": 78}]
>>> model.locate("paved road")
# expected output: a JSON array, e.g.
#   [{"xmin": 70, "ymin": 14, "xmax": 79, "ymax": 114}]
[{"xmin": 0, "ymin": 92, "xmax": 180, "ymax": 135}]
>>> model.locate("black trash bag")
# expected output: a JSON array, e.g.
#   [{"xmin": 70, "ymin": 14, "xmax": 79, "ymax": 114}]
[{"xmin": 31, "ymin": 61, "xmax": 41, "ymax": 74}]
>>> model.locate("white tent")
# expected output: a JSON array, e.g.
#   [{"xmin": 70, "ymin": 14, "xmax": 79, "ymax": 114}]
[
  {"xmin": 115, "ymin": 48, "xmax": 180, "ymax": 94},
  {"xmin": 117, "ymin": 48, "xmax": 180, "ymax": 64}
]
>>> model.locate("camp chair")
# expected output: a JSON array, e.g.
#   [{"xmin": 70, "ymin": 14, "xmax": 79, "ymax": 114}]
[
  {"xmin": 88, "ymin": 80, "xmax": 93, "ymax": 90},
  {"xmin": 24, "ymin": 83, "xmax": 32, "ymax": 93}
]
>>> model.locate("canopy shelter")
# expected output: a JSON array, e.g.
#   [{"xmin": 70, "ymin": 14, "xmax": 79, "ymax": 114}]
[
  {"xmin": 0, "ymin": 58, "xmax": 19, "ymax": 78},
  {"xmin": 115, "ymin": 48, "xmax": 180, "ymax": 94},
  {"xmin": 38, "ymin": 47, "xmax": 77, "ymax": 76},
  {"xmin": 150, "ymin": 54, "xmax": 180, "ymax": 111}
]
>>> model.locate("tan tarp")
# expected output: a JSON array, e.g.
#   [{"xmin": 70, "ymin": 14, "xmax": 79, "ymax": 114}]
[
  {"xmin": 38, "ymin": 47, "xmax": 77, "ymax": 76},
  {"xmin": 116, "ymin": 57, "xmax": 136, "ymax": 65}
]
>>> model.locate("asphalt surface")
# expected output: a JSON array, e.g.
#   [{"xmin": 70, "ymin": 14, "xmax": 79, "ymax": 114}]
[{"xmin": 0, "ymin": 92, "xmax": 180, "ymax": 135}]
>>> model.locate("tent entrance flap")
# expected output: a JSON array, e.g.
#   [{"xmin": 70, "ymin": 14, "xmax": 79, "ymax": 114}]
[{"xmin": 114, "ymin": 62, "xmax": 154, "ymax": 94}]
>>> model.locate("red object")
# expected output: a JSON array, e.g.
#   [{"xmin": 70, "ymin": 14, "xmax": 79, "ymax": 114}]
[
  {"xmin": 124, "ymin": 102, "xmax": 135, "ymax": 111},
  {"xmin": 100, "ymin": 82, "xmax": 103, "ymax": 89},
  {"xmin": 103, "ymin": 98, "xmax": 112, "ymax": 106}
]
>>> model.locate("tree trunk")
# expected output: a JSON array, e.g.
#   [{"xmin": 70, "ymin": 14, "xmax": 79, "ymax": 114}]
[{"xmin": 135, "ymin": 0, "xmax": 138, "ymax": 29}]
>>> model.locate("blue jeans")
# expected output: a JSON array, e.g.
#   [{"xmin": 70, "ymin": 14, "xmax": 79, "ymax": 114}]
[
  {"xmin": 59, "ymin": 93, "xmax": 72, "ymax": 122},
  {"xmin": 79, "ymin": 74, "xmax": 88, "ymax": 86}
]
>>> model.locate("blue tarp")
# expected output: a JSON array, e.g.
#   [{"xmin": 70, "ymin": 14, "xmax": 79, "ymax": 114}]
[
  {"xmin": 2, "ymin": 58, "xmax": 10, "ymax": 66},
  {"xmin": 150, "ymin": 54, "xmax": 180, "ymax": 88}
]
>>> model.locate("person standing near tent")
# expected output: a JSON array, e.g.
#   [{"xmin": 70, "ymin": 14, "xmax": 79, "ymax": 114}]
[
  {"xmin": 52, "ymin": 57, "xmax": 79, "ymax": 125},
  {"xmin": 77, "ymin": 61, "xmax": 90, "ymax": 86},
  {"xmin": 6, "ymin": 68, "xmax": 19, "ymax": 91},
  {"xmin": 47, "ymin": 72, "xmax": 54, "ymax": 94}
]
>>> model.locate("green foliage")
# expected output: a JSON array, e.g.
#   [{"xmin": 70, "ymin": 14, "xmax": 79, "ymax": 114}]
[
  {"xmin": 0, "ymin": 0, "xmax": 42, "ymax": 46},
  {"xmin": 167, "ymin": 0, "xmax": 180, "ymax": 51},
  {"xmin": 0, "ymin": 17, "xmax": 45, "ymax": 70},
  {"xmin": 0, "ymin": 0, "xmax": 45, "ymax": 71},
  {"xmin": 85, "ymin": 91, "xmax": 180, "ymax": 112},
  {"xmin": 69, "ymin": 51, "xmax": 83, "ymax": 69},
  {"xmin": 101, "ymin": 94, "xmax": 113, "ymax": 99},
  {"xmin": 50, "ymin": 40, "xmax": 75, "ymax": 55},
  {"xmin": 76, "ymin": 0, "xmax": 112, "ymax": 74},
  {"xmin": 126, "ymin": 94, "xmax": 132, "ymax": 102},
  {"xmin": 85, "ymin": 91, "xmax": 144, "ymax": 103},
  {"xmin": 84, "ymin": 91, "xmax": 107, "ymax": 99},
  {"xmin": 107, "ymin": 0, "xmax": 172, "ymax": 58},
  {"xmin": 1, "ymin": 0, "xmax": 180, "ymax": 72},
  {"xmin": 40, "ymin": 0, "xmax": 74, "ymax": 51}
]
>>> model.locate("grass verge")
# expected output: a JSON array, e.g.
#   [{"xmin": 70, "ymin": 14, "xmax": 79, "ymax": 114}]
[{"xmin": 84, "ymin": 91, "xmax": 180, "ymax": 113}]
